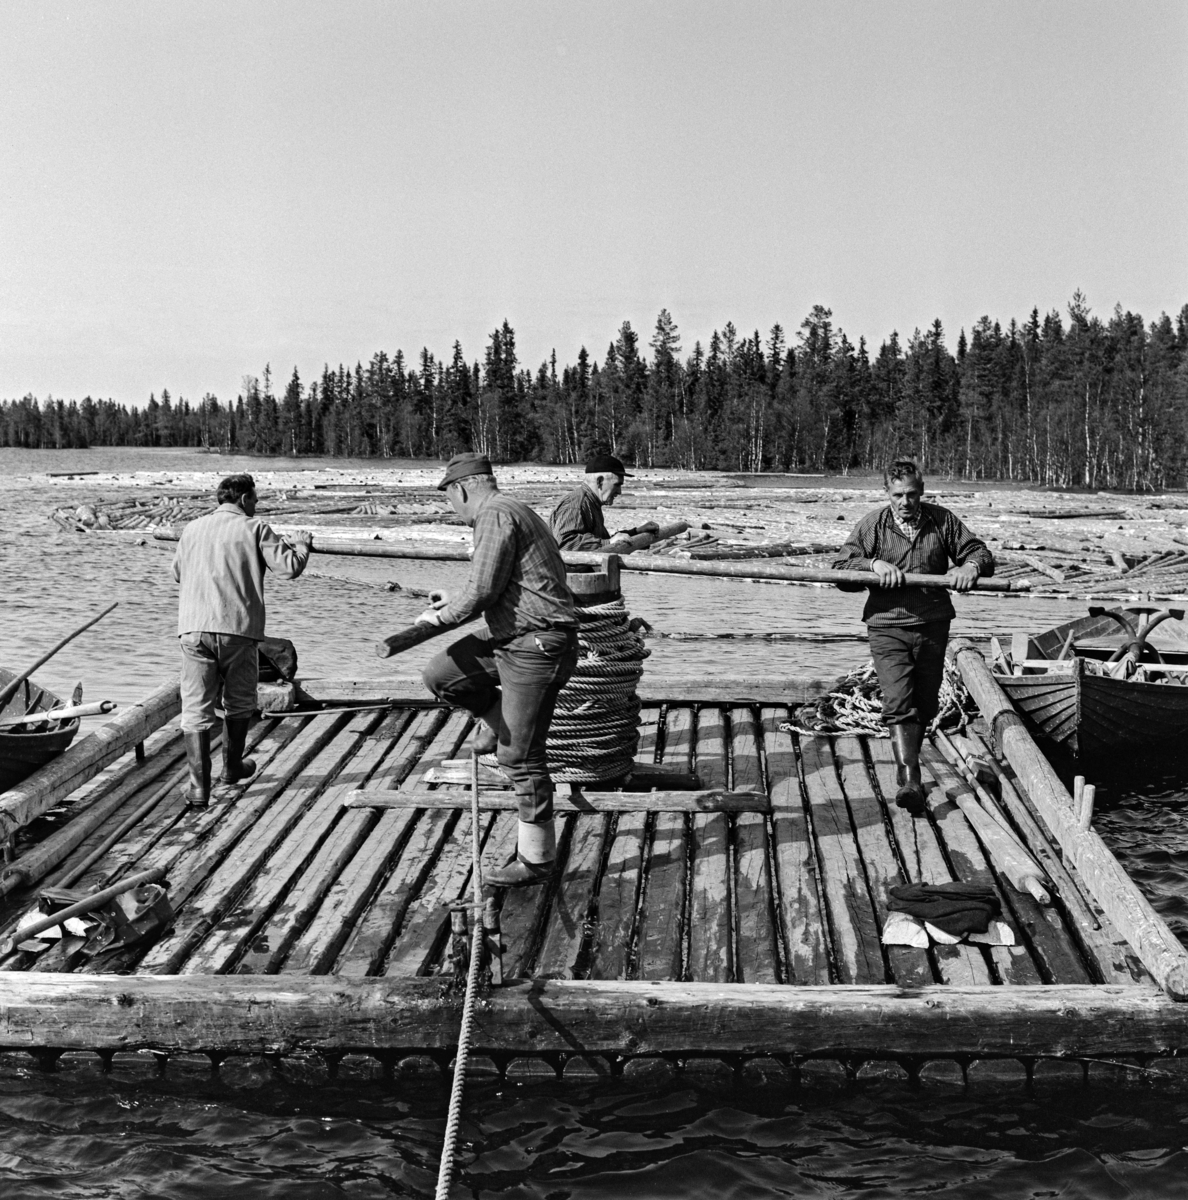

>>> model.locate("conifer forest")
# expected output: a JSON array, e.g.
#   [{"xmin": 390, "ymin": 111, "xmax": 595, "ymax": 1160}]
[{"xmin": 5, "ymin": 295, "xmax": 1188, "ymax": 490}]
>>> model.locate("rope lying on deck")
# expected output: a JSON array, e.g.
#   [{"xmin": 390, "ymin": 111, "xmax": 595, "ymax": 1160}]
[
  {"xmin": 783, "ymin": 658, "xmax": 974, "ymax": 738},
  {"xmin": 546, "ymin": 597, "xmax": 650, "ymax": 782}
]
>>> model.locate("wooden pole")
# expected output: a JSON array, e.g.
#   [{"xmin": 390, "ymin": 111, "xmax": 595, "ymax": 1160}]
[
  {"xmin": 0, "ymin": 679, "xmax": 181, "ymax": 842},
  {"xmin": 0, "ymin": 602, "xmax": 119, "ymax": 711},
  {"xmin": 948, "ymin": 637, "xmax": 1188, "ymax": 1000},
  {"xmin": 152, "ymin": 531, "xmax": 1030, "ymax": 591},
  {"xmin": 0, "ymin": 700, "xmax": 117, "ymax": 730}
]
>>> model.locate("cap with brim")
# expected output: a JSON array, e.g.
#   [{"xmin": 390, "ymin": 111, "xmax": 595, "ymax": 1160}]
[
  {"xmin": 436, "ymin": 452, "xmax": 493, "ymax": 490},
  {"xmin": 585, "ymin": 453, "xmax": 632, "ymax": 478}
]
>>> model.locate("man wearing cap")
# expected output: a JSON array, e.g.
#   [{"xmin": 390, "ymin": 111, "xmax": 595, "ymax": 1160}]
[
  {"xmin": 549, "ymin": 452, "xmax": 660, "ymax": 551},
  {"xmin": 418, "ymin": 453, "xmax": 580, "ymax": 887},
  {"xmin": 172, "ymin": 473, "xmax": 311, "ymax": 807}
]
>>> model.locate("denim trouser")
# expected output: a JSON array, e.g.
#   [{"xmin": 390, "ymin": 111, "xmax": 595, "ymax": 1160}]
[
  {"xmin": 179, "ymin": 632, "xmax": 259, "ymax": 732},
  {"xmin": 867, "ymin": 620, "xmax": 950, "ymax": 727},
  {"xmin": 422, "ymin": 628, "xmax": 579, "ymax": 823}
]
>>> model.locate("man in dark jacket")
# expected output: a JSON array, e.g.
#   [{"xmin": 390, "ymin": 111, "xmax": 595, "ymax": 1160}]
[
  {"xmin": 549, "ymin": 452, "xmax": 659, "ymax": 551},
  {"xmin": 832, "ymin": 459, "xmax": 994, "ymax": 815}
]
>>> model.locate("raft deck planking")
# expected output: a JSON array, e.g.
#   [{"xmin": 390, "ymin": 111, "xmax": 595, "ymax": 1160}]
[{"xmin": 1, "ymin": 671, "xmax": 1186, "ymax": 1078}]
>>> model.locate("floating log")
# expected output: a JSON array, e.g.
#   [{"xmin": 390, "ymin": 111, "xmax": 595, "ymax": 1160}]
[
  {"xmin": 344, "ymin": 788, "xmax": 768, "ymax": 813},
  {"xmin": 949, "ymin": 637, "xmax": 1188, "ymax": 999},
  {"xmin": 1, "ymin": 975, "xmax": 1186, "ymax": 1057},
  {"xmin": 0, "ymin": 680, "xmax": 181, "ymax": 841}
]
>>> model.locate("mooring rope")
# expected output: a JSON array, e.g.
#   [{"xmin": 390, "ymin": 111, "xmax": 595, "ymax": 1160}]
[
  {"xmin": 547, "ymin": 596, "xmax": 650, "ymax": 782},
  {"xmin": 434, "ymin": 753, "xmax": 486, "ymax": 1200},
  {"xmin": 782, "ymin": 658, "xmax": 973, "ymax": 738}
]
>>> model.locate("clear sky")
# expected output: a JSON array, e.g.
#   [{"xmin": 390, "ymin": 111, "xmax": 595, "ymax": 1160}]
[{"xmin": 1, "ymin": 1, "xmax": 1185, "ymax": 406}]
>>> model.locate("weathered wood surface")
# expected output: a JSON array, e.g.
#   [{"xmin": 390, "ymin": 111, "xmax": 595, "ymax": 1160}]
[
  {"xmin": 298, "ymin": 675, "xmax": 844, "ymax": 705},
  {"xmin": 0, "ymin": 679, "xmax": 181, "ymax": 840},
  {"xmin": 687, "ymin": 707, "xmax": 731, "ymax": 982},
  {"xmin": 951, "ymin": 637, "xmax": 1188, "ymax": 999},
  {"xmin": 344, "ymin": 787, "xmax": 768, "ymax": 812},
  {"xmin": 2, "ymin": 975, "xmax": 1186, "ymax": 1057},
  {"xmin": 730, "ymin": 708, "xmax": 778, "ymax": 984}
]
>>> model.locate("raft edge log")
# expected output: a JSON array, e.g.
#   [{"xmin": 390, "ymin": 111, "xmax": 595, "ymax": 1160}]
[
  {"xmin": 949, "ymin": 637, "xmax": 1188, "ymax": 1001},
  {"xmin": 0, "ymin": 977, "xmax": 1185, "ymax": 1057},
  {"xmin": 0, "ymin": 680, "xmax": 181, "ymax": 840},
  {"xmin": 343, "ymin": 788, "xmax": 769, "ymax": 812}
]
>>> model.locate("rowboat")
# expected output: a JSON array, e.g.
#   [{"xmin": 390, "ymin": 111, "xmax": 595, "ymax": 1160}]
[
  {"xmin": 994, "ymin": 605, "xmax": 1188, "ymax": 755},
  {"xmin": 0, "ymin": 670, "xmax": 81, "ymax": 794}
]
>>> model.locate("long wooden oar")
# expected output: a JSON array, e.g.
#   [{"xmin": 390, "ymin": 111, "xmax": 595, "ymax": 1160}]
[
  {"xmin": 0, "ymin": 602, "xmax": 119, "ymax": 712},
  {"xmin": 0, "ymin": 700, "xmax": 118, "ymax": 730}
]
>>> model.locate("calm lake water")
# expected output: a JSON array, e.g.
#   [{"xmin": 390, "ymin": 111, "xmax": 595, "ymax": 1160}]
[{"xmin": 3, "ymin": 446, "xmax": 1188, "ymax": 1199}]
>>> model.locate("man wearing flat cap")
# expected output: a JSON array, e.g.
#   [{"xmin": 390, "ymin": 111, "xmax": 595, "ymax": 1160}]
[
  {"xmin": 549, "ymin": 452, "xmax": 659, "ymax": 551},
  {"xmin": 418, "ymin": 453, "xmax": 580, "ymax": 887}
]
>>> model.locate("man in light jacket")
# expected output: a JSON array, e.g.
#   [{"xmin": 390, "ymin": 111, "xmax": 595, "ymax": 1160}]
[{"xmin": 171, "ymin": 473, "xmax": 311, "ymax": 806}]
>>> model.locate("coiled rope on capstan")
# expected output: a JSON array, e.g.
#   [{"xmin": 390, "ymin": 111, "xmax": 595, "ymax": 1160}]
[
  {"xmin": 547, "ymin": 596, "xmax": 649, "ymax": 782},
  {"xmin": 781, "ymin": 658, "xmax": 974, "ymax": 738}
]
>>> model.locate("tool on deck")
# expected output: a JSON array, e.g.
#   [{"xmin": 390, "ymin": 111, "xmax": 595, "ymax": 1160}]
[{"xmin": 0, "ymin": 602, "xmax": 119, "ymax": 711}]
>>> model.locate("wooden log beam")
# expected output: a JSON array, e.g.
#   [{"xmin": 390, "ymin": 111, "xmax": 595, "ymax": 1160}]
[
  {"xmin": 296, "ymin": 675, "xmax": 844, "ymax": 706},
  {"xmin": 0, "ymin": 680, "xmax": 181, "ymax": 841},
  {"xmin": 1, "ymin": 975, "xmax": 1187, "ymax": 1057},
  {"xmin": 949, "ymin": 637, "xmax": 1188, "ymax": 1000},
  {"xmin": 343, "ymin": 788, "xmax": 769, "ymax": 813}
]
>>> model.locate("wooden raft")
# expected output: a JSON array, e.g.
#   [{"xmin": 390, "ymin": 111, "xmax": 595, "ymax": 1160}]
[{"xmin": 3, "ymin": 660, "xmax": 1188, "ymax": 1075}]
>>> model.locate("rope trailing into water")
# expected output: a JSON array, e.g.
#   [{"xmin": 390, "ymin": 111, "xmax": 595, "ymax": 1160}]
[
  {"xmin": 783, "ymin": 658, "xmax": 974, "ymax": 738},
  {"xmin": 434, "ymin": 753, "xmax": 486, "ymax": 1200},
  {"xmin": 547, "ymin": 597, "xmax": 650, "ymax": 782}
]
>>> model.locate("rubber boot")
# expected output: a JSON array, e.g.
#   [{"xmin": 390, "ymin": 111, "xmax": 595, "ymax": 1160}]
[
  {"xmin": 486, "ymin": 819, "xmax": 556, "ymax": 888},
  {"xmin": 183, "ymin": 730, "xmax": 212, "ymax": 808},
  {"xmin": 212, "ymin": 716, "xmax": 257, "ymax": 801},
  {"xmin": 891, "ymin": 722, "xmax": 926, "ymax": 817},
  {"xmin": 471, "ymin": 698, "xmax": 501, "ymax": 756}
]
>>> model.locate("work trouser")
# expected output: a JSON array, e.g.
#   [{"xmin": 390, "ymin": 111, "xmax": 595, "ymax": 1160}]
[
  {"xmin": 179, "ymin": 631, "xmax": 259, "ymax": 732},
  {"xmin": 422, "ymin": 628, "xmax": 579, "ymax": 823},
  {"xmin": 867, "ymin": 620, "xmax": 950, "ymax": 727}
]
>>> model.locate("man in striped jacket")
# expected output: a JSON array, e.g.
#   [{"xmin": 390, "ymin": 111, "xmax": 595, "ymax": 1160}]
[
  {"xmin": 832, "ymin": 459, "xmax": 994, "ymax": 815},
  {"xmin": 171, "ymin": 474, "xmax": 311, "ymax": 806}
]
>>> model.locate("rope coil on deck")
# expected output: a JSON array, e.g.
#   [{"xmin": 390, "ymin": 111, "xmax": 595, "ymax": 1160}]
[
  {"xmin": 547, "ymin": 597, "xmax": 649, "ymax": 782},
  {"xmin": 783, "ymin": 659, "xmax": 974, "ymax": 738}
]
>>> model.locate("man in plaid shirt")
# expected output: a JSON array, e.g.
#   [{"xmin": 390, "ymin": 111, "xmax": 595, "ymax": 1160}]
[
  {"xmin": 419, "ymin": 453, "xmax": 579, "ymax": 886},
  {"xmin": 832, "ymin": 459, "xmax": 994, "ymax": 815}
]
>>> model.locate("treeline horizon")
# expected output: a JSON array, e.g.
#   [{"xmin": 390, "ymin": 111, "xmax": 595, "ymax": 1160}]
[{"xmin": 4, "ymin": 294, "xmax": 1187, "ymax": 490}]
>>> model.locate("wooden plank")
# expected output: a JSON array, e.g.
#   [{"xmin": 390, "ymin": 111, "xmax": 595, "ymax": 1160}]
[
  {"xmin": 761, "ymin": 708, "xmax": 830, "ymax": 984},
  {"xmin": 298, "ymin": 675, "xmax": 844, "ymax": 706},
  {"xmin": 587, "ymin": 811, "xmax": 647, "ymax": 980},
  {"xmin": 383, "ymin": 810, "xmax": 500, "ymax": 978},
  {"xmin": 4, "ymin": 975, "xmax": 1188, "ymax": 1058},
  {"xmin": 730, "ymin": 708, "xmax": 778, "ymax": 984},
  {"xmin": 952, "ymin": 638, "xmax": 1188, "ymax": 999},
  {"xmin": 534, "ymin": 813, "xmax": 611, "ymax": 979},
  {"xmin": 866, "ymin": 737, "xmax": 990, "ymax": 985},
  {"xmin": 798, "ymin": 737, "xmax": 885, "ymax": 985},
  {"xmin": 636, "ymin": 708, "xmax": 693, "ymax": 981},
  {"xmin": 137, "ymin": 713, "xmax": 381, "ymax": 974},
  {"xmin": 344, "ymin": 787, "xmax": 767, "ymax": 812},
  {"xmin": 687, "ymin": 707, "xmax": 731, "ymax": 982},
  {"xmin": 830, "ymin": 736, "xmax": 932, "ymax": 988},
  {"xmin": 183, "ymin": 713, "xmax": 414, "ymax": 975},
  {"xmin": 490, "ymin": 815, "xmax": 568, "ymax": 980},
  {"xmin": 918, "ymin": 748, "xmax": 1048, "ymax": 987}
]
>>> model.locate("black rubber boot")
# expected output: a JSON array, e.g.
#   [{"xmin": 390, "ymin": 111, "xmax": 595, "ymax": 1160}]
[
  {"xmin": 891, "ymin": 722, "xmax": 926, "ymax": 817},
  {"xmin": 183, "ymin": 730, "xmax": 212, "ymax": 808},
  {"xmin": 212, "ymin": 717, "xmax": 257, "ymax": 801}
]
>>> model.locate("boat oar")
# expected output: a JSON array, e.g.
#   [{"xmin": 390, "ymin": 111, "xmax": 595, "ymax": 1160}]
[
  {"xmin": 0, "ymin": 602, "xmax": 119, "ymax": 711},
  {"xmin": 0, "ymin": 700, "xmax": 118, "ymax": 730}
]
